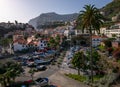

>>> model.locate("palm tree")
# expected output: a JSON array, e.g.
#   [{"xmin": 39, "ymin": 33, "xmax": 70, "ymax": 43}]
[{"xmin": 77, "ymin": 4, "xmax": 104, "ymax": 83}]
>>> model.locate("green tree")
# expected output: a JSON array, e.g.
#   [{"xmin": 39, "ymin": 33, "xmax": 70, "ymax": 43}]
[
  {"xmin": 61, "ymin": 36, "xmax": 69, "ymax": 49},
  {"xmin": 0, "ymin": 38, "xmax": 12, "ymax": 54},
  {"xmin": 72, "ymin": 51, "xmax": 85, "ymax": 75},
  {"xmin": 86, "ymin": 49, "xmax": 100, "ymax": 70},
  {"xmin": 112, "ymin": 34, "xmax": 117, "ymax": 38},
  {"xmin": 29, "ymin": 68, "xmax": 35, "ymax": 80},
  {"xmin": 55, "ymin": 35, "xmax": 61, "ymax": 49},
  {"xmin": 0, "ymin": 62, "xmax": 23, "ymax": 87},
  {"xmin": 49, "ymin": 37, "xmax": 55, "ymax": 48},
  {"xmin": 0, "ymin": 38, "xmax": 12, "ymax": 47},
  {"xmin": 103, "ymin": 39, "xmax": 112, "ymax": 48},
  {"xmin": 55, "ymin": 35, "xmax": 60, "ymax": 43},
  {"xmin": 113, "ymin": 48, "xmax": 120, "ymax": 60},
  {"xmin": 0, "ymin": 64, "xmax": 7, "ymax": 87},
  {"xmin": 48, "ymin": 37, "xmax": 57, "ymax": 49},
  {"xmin": 77, "ymin": 4, "xmax": 104, "ymax": 82},
  {"xmin": 71, "ymin": 35, "xmax": 89, "ymax": 46},
  {"xmin": 35, "ymin": 33, "xmax": 41, "ymax": 38}
]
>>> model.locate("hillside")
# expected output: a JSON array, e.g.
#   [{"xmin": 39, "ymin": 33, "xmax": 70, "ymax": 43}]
[
  {"xmin": 0, "ymin": 24, "xmax": 27, "ymax": 37},
  {"xmin": 101, "ymin": 0, "xmax": 120, "ymax": 20},
  {"xmin": 29, "ymin": 12, "xmax": 78, "ymax": 29}
]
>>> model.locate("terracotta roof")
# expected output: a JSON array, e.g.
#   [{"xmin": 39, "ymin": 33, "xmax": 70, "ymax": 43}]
[
  {"xmin": 101, "ymin": 35, "xmax": 108, "ymax": 38},
  {"xmin": 28, "ymin": 40, "xmax": 39, "ymax": 45},
  {"xmin": 14, "ymin": 39, "xmax": 27, "ymax": 44},
  {"xmin": 92, "ymin": 35, "xmax": 100, "ymax": 38}
]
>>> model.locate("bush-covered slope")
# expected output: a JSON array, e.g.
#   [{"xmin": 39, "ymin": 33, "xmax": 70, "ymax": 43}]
[{"xmin": 101, "ymin": 0, "xmax": 120, "ymax": 19}]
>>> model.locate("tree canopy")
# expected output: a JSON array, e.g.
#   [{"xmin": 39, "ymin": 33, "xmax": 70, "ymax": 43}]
[
  {"xmin": 0, "ymin": 62, "xmax": 23, "ymax": 87},
  {"xmin": 76, "ymin": 4, "xmax": 104, "ymax": 34},
  {"xmin": 72, "ymin": 51, "xmax": 86, "ymax": 75}
]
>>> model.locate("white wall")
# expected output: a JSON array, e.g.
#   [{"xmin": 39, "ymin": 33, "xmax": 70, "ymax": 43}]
[
  {"xmin": 38, "ymin": 40, "xmax": 47, "ymax": 49},
  {"xmin": 92, "ymin": 38, "xmax": 101, "ymax": 47},
  {"xmin": 13, "ymin": 43, "xmax": 27, "ymax": 51}
]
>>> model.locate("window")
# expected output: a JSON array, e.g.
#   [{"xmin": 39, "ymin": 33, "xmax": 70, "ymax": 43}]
[{"xmin": 97, "ymin": 39, "xmax": 99, "ymax": 41}]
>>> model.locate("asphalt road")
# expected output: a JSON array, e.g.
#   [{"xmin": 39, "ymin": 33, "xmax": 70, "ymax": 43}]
[
  {"xmin": 15, "ymin": 65, "xmax": 59, "ymax": 81},
  {"xmin": 35, "ymin": 65, "xmax": 59, "ymax": 78}
]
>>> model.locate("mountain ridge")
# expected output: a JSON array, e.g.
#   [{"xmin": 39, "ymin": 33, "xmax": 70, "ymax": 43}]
[
  {"xmin": 29, "ymin": 12, "xmax": 79, "ymax": 29},
  {"xmin": 29, "ymin": 0, "xmax": 120, "ymax": 29}
]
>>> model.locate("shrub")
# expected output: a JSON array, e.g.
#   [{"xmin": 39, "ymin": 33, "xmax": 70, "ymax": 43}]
[
  {"xmin": 113, "ymin": 48, "xmax": 120, "ymax": 60},
  {"xmin": 107, "ymin": 47, "xmax": 113, "ymax": 55},
  {"xmin": 65, "ymin": 74, "xmax": 86, "ymax": 82},
  {"xmin": 112, "ymin": 67, "xmax": 119, "ymax": 73},
  {"xmin": 51, "ymin": 62, "xmax": 56, "ymax": 65},
  {"xmin": 98, "ymin": 45, "xmax": 105, "ymax": 52}
]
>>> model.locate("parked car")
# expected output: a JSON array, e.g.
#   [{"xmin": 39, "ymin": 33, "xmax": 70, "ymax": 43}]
[
  {"xmin": 28, "ymin": 58, "xmax": 34, "ymax": 62},
  {"xmin": 39, "ymin": 53, "xmax": 46, "ymax": 58},
  {"xmin": 13, "ymin": 56, "xmax": 22, "ymax": 61},
  {"xmin": 24, "ymin": 79, "xmax": 33, "ymax": 84},
  {"xmin": 35, "ymin": 77, "xmax": 49, "ymax": 87},
  {"xmin": 36, "ymin": 65, "xmax": 47, "ymax": 71},
  {"xmin": 47, "ymin": 50, "xmax": 55, "ymax": 54},
  {"xmin": 67, "ymin": 54, "xmax": 73, "ymax": 60},
  {"xmin": 27, "ymin": 62, "xmax": 37, "ymax": 67},
  {"xmin": 68, "ymin": 64, "xmax": 76, "ymax": 69},
  {"xmin": 0, "ymin": 55, "xmax": 4, "ymax": 59},
  {"xmin": 21, "ymin": 62, "xmax": 27, "ymax": 66}
]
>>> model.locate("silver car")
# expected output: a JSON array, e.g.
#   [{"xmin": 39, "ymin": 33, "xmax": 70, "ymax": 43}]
[{"xmin": 35, "ymin": 77, "xmax": 49, "ymax": 87}]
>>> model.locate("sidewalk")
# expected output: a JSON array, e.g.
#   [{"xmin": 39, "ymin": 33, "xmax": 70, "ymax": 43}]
[{"xmin": 49, "ymin": 71, "xmax": 89, "ymax": 87}]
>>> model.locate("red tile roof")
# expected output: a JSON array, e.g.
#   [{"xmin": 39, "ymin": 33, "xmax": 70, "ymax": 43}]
[
  {"xmin": 101, "ymin": 35, "xmax": 108, "ymax": 38},
  {"xmin": 27, "ymin": 40, "xmax": 39, "ymax": 45},
  {"xmin": 92, "ymin": 35, "xmax": 100, "ymax": 38},
  {"xmin": 14, "ymin": 39, "xmax": 27, "ymax": 44}
]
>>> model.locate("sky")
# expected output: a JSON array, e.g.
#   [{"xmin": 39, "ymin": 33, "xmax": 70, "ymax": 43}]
[{"xmin": 0, "ymin": 0, "xmax": 112, "ymax": 23}]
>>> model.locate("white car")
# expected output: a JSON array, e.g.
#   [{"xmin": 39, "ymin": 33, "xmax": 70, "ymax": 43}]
[
  {"xmin": 35, "ymin": 77, "xmax": 49, "ymax": 87},
  {"xmin": 36, "ymin": 65, "xmax": 47, "ymax": 71}
]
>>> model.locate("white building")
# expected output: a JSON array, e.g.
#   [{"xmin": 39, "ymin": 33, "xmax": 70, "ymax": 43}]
[
  {"xmin": 100, "ymin": 22, "xmax": 120, "ymax": 38},
  {"xmin": 13, "ymin": 42, "xmax": 27, "ymax": 51},
  {"xmin": 75, "ymin": 29, "xmax": 89, "ymax": 35},
  {"xmin": 13, "ymin": 38, "xmax": 28, "ymax": 51},
  {"xmin": 38, "ymin": 39, "xmax": 47, "ymax": 49},
  {"xmin": 100, "ymin": 27, "xmax": 107, "ymax": 35},
  {"xmin": 64, "ymin": 29, "xmax": 71, "ymax": 37},
  {"xmin": 106, "ymin": 23, "xmax": 120, "ymax": 38},
  {"xmin": 92, "ymin": 35, "xmax": 101, "ymax": 47}
]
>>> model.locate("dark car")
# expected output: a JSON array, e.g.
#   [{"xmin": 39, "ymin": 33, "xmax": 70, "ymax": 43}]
[
  {"xmin": 27, "ymin": 62, "xmax": 37, "ymax": 67},
  {"xmin": 21, "ymin": 62, "xmax": 27, "ymax": 66},
  {"xmin": 0, "ymin": 55, "xmax": 4, "ymax": 59},
  {"xmin": 13, "ymin": 57, "xmax": 22, "ymax": 61}
]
